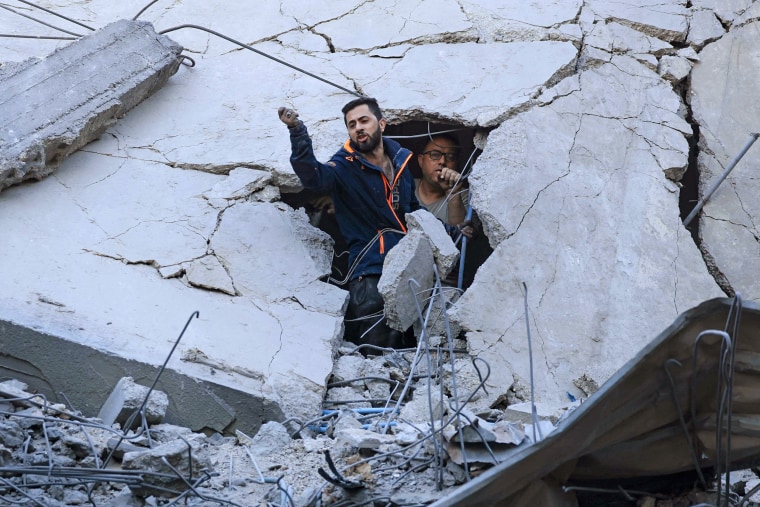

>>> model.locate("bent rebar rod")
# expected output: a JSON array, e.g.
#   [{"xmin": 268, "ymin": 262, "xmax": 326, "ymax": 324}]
[
  {"xmin": 522, "ymin": 282, "xmax": 541, "ymax": 442},
  {"xmin": 664, "ymin": 358, "xmax": 707, "ymax": 489},
  {"xmin": 102, "ymin": 311, "xmax": 200, "ymax": 468},
  {"xmin": 159, "ymin": 24, "xmax": 362, "ymax": 98}
]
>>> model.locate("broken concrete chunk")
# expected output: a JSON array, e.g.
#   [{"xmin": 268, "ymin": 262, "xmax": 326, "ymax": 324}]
[
  {"xmin": 122, "ymin": 438, "xmax": 212, "ymax": 498},
  {"xmin": 97, "ymin": 377, "xmax": 169, "ymax": 430},
  {"xmin": 105, "ymin": 437, "xmax": 146, "ymax": 461},
  {"xmin": 202, "ymin": 167, "xmax": 271, "ymax": 201},
  {"xmin": 0, "ymin": 420, "xmax": 24, "ymax": 448},
  {"xmin": 658, "ymin": 55, "xmax": 692, "ymax": 84},
  {"xmin": 0, "ymin": 20, "xmax": 183, "ymax": 192},
  {"xmin": 492, "ymin": 421, "xmax": 527, "ymax": 446},
  {"xmin": 147, "ymin": 423, "xmax": 196, "ymax": 444},
  {"xmin": 687, "ymin": 9, "xmax": 726, "ymax": 48},
  {"xmin": 250, "ymin": 184, "xmax": 282, "ymax": 203},
  {"xmin": 0, "ymin": 445, "xmax": 12, "ymax": 467},
  {"xmin": 185, "ymin": 255, "xmax": 236, "ymax": 295},
  {"xmin": 572, "ymin": 373, "xmax": 600, "ymax": 397},
  {"xmin": 502, "ymin": 401, "xmax": 578, "ymax": 426},
  {"xmin": 248, "ymin": 421, "xmax": 291, "ymax": 456},
  {"xmin": 334, "ymin": 427, "xmax": 396, "ymax": 449},
  {"xmin": 400, "ymin": 389, "xmax": 447, "ymax": 424},
  {"xmin": 405, "ymin": 209, "xmax": 460, "ymax": 277},
  {"xmin": 379, "ymin": 229, "xmax": 435, "ymax": 331}
]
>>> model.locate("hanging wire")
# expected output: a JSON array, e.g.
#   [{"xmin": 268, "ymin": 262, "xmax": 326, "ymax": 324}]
[
  {"xmin": 522, "ymin": 282, "xmax": 542, "ymax": 442},
  {"xmin": 102, "ymin": 311, "xmax": 200, "ymax": 468},
  {"xmin": 0, "ymin": 4, "xmax": 83, "ymax": 37},
  {"xmin": 664, "ymin": 358, "xmax": 708, "ymax": 490},
  {"xmin": 385, "ymin": 128, "xmax": 465, "ymax": 140},
  {"xmin": 158, "ymin": 24, "xmax": 362, "ymax": 97},
  {"xmin": 689, "ymin": 329, "xmax": 732, "ymax": 504},
  {"xmin": 433, "ymin": 264, "xmax": 470, "ymax": 480},
  {"xmin": 133, "ymin": 0, "xmax": 161, "ymax": 20},
  {"xmin": 14, "ymin": 0, "xmax": 94, "ymax": 31},
  {"xmin": 722, "ymin": 293, "xmax": 742, "ymax": 506},
  {"xmin": 0, "ymin": 34, "xmax": 77, "ymax": 39},
  {"xmin": 327, "ymin": 227, "xmax": 405, "ymax": 285}
]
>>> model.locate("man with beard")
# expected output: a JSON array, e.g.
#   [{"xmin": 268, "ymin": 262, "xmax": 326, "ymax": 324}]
[{"xmin": 277, "ymin": 97, "xmax": 417, "ymax": 351}]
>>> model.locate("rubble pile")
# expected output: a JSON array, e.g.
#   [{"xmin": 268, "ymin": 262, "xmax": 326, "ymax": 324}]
[
  {"xmin": 0, "ymin": 336, "xmax": 569, "ymax": 507},
  {"xmin": 3, "ymin": 329, "xmax": 760, "ymax": 506}
]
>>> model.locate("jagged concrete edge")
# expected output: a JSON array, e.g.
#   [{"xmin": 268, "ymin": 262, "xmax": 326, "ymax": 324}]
[{"xmin": 430, "ymin": 296, "xmax": 751, "ymax": 506}]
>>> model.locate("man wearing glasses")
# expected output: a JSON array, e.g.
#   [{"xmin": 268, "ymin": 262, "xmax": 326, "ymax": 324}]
[{"xmin": 415, "ymin": 134, "xmax": 468, "ymax": 226}]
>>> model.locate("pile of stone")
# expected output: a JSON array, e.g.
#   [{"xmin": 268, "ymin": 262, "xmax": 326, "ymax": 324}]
[
  {"xmin": 0, "ymin": 344, "xmax": 569, "ymax": 506},
  {"xmin": 0, "ymin": 378, "xmax": 219, "ymax": 505}
]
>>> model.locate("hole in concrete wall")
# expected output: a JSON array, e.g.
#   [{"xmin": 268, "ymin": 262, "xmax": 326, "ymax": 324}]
[
  {"xmin": 385, "ymin": 120, "xmax": 494, "ymax": 290},
  {"xmin": 281, "ymin": 120, "xmax": 494, "ymax": 291}
]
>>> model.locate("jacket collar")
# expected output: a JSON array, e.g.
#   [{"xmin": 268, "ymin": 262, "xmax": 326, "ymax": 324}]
[{"xmin": 341, "ymin": 137, "xmax": 411, "ymax": 172}]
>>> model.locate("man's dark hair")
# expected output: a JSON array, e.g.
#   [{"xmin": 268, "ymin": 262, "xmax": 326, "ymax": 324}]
[
  {"xmin": 342, "ymin": 97, "xmax": 382, "ymax": 124},
  {"xmin": 423, "ymin": 133, "xmax": 460, "ymax": 152}
]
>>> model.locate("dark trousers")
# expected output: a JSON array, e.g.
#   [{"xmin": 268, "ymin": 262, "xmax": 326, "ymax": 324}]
[{"xmin": 344, "ymin": 275, "xmax": 414, "ymax": 352}]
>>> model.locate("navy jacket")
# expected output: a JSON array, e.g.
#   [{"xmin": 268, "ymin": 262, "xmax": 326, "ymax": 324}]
[{"xmin": 288, "ymin": 122, "xmax": 419, "ymax": 281}]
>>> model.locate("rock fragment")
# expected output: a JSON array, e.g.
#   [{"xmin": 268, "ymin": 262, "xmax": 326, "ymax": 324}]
[
  {"xmin": 122, "ymin": 439, "xmax": 212, "ymax": 498},
  {"xmin": 98, "ymin": 377, "xmax": 169, "ymax": 430},
  {"xmin": 0, "ymin": 20, "xmax": 182, "ymax": 192}
]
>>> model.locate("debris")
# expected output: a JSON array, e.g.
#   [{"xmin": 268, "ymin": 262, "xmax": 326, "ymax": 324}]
[
  {"xmin": 248, "ymin": 421, "xmax": 291, "ymax": 456},
  {"xmin": 122, "ymin": 438, "xmax": 212, "ymax": 498},
  {"xmin": 98, "ymin": 376, "xmax": 169, "ymax": 429},
  {"xmin": 0, "ymin": 20, "xmax": 182, "ymax": 192},
  {"xmin": 431, "ymin": 297, "xmax": 760, "ymax": 506}
]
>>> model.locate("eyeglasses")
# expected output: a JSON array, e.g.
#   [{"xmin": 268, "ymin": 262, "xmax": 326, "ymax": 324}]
[{"xmin": 421, "ymin": 150, "xmax": 458, "ymax": 162}]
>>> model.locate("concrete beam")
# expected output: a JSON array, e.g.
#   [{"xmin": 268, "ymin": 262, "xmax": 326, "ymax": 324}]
[
  {"xmin": 0, "ymin": 20, "xmax": 182, "ymax": 192},
  {"xmin": 0, "ymin": 319, "xmax": 284, "ymax": 434}
]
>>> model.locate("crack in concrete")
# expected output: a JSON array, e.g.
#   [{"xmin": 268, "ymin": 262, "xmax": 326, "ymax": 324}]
[
  {"xmin": 697, "ymin": 233, "xmax": 734, "ymax": 296},
  {"xmin": 509, "ymin": 170, "xmax": 570, "ymax": 242},
  {"xmin": 730, "ymin": 180, "xmax": 759, "ymax": 234},
  {"xmin": 82, "ymin": 248, "xmax": 159, "ymax": 268},
  {"xmin": 181, "ymin": 347, "xmax": 265, "ymax": 381},
  {"xmin": 266, "ymin": 311, "xmax": 286, "ymax": 374},
  {"xmin": 673, "ymin": 220, "xmax": 682, "ymax": 313}
]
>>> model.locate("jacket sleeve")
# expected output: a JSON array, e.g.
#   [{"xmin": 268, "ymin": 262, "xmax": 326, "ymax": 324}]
[{"xmin": 288, "ymin": 122, "xmax": 338, "ymax": 192}]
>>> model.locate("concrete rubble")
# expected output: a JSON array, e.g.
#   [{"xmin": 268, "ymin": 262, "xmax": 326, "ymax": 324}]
[
  {"xmin": 1, "ymin": 0, "xmax": 760, "ymax": 504},
  {"xmin": 433, "ymin": 297, "xmax": 760, "ymax": 507},
  {"xmin": 4, "ymin": 296, "xmax": 760, "ymax": 506},
  {"xmin": 98, "ymin": 376, "xmax": 169, "ymax": 429},
  {"xmin": 0, "ymin": 19, "xmax": 182, "ymax": 191}
]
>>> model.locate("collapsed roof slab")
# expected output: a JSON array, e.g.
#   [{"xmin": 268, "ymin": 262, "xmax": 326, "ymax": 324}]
[{"xmin": 0, "ymin": 19, "xmax": 182, "ymax": 192}]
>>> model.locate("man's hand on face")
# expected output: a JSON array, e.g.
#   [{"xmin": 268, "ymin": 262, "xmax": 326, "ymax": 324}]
[
  {"xmin": 278, "ymin": 107, "xmax": 301, "ymax": 128},
  {"xmin": 437, "ymin": 166, "xmax": 464, "ymax": 192}
]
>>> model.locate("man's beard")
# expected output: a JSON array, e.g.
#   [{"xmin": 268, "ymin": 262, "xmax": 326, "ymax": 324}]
[{"xmin": 351, "ymin": 125, "xmax": 382, "ymax": 154}]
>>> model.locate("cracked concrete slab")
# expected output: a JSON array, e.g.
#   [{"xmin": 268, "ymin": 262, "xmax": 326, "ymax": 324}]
[
  {"xmin": 584, "ymin": 0, "xmax": 689, "ymax": 42},
  {"xmin": 452, "ymin": 57, "xmax": 723, "ymax": 407},
  {"xmin": 0, "ymin": 0, "xmax": 754, "ymax": 446},
  {"xmin": 358, "ymin": 41, "xmax": 579, "ymax": 126},
  {"xmin": 690, "ymin": 22, "xmax": 760, "ymax": 301},
  {"xmin": 311, "ymin": 0, "xmax": 472, "ymax": 51},
  {"xmin": 0, "ymin": 20, "xmax": 182, "ymax": 191},
  {"xmin": 0, "ymin": 145, "xmax": 343, "ymax": 431}
]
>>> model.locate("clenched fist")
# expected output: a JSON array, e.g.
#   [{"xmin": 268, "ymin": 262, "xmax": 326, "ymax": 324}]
[{"xmin": 278, "ymin": 107, "xmax": 301, "ymax": 128}]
